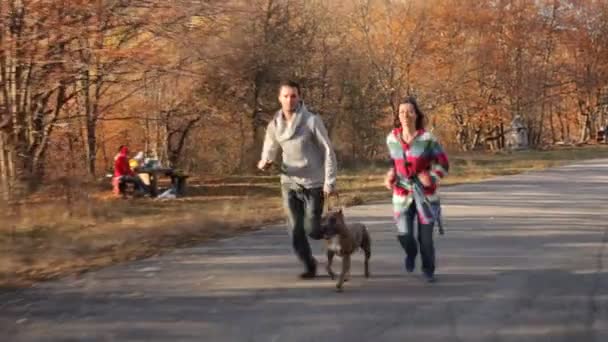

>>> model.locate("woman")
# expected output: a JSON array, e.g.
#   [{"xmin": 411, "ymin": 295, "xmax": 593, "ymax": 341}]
[{"xmin": 384, "ymin": 97, "xmax": 449, "ymax": 283}]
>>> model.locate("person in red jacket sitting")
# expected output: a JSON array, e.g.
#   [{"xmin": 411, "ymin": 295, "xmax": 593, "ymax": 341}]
[{"xmin": 114, "ymin": 145, "xmax": 148, "ymax": 195}]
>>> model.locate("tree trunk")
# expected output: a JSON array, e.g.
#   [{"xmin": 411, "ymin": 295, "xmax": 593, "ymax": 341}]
[
  {"xmin": 557, "ymin": 110, "xmax": 566, "ymax": 142},
  {"xmin": 500, "ymin": 122, "xmax": 507, "ymax": 150},
  {"xmin": 239, "ymin": 110, "xmax": 246, "ymax": 171},
  {"xmin": 168, "ymin": 117, "xmax": 201, "ymax": 168},
  {"xmin": 566, "ymin": 112, "xmax": 572, "ymax": 142},
  {"xmin": 8, "ymin": 138, "xmax": 15, "ymax": 190},
  {"xmin": 0, "ymin": 132, "xmax": 9, "ymax": 201},
  {"xmin": 247, "ymin": 73, "xmax": 265, "ymax": 172},
  {"xmin": 457, "ymin": 127, "xmax": 468, "ymax": 151},
  {"xmin": 82, "ymin": 69, "xmax": 102, "ymax": 178},
  {"xmin": 549, "ymin": 103, "xmax": 556, "ymax": 144},
  {"xmin": 144, "ymin": 110, "xmax": 151, "ymax": 155},
  {"xmin": 579, "ymin": 114, "xmax": 590, "ymax": 143},
  {"xmin": 471, "ymin": 126, "xmax": 483, "ymax": 150},
  {"xmin": 157, "ymin": 113, "xmax": 168, "ymax": 165},
  {"xmin": 86, "ymin": 117, "xmax": 96, "ymax": 176},
  {"xmin": 351, "ymin": 109, "xmax": 358, "ymax": 167},
  {"xmin": 537, "ymin": 106, "xmax": 546, "ymax": 147}
]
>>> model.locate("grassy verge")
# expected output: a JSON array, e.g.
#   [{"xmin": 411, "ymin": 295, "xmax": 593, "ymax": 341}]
[{"xmin": 1, "ymin": 145, "xmax": 607, "ymax": 290}]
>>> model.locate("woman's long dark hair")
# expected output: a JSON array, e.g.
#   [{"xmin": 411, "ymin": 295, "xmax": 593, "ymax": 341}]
[{"xmin": 394, "ymin": 96, "xmax": 425, "ymax": 130}]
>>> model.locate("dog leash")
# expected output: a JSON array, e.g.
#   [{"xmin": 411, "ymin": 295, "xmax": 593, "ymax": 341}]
[
  {"xmin": 325, "ymin": 192, "xmax": 341, "ymax": 213},
  {"xmin": 272, "ymin": 162, "xmax": 342, "ymax": 216}
]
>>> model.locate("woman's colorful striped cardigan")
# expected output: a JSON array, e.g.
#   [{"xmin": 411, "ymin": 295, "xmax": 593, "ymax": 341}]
[{"xmin": 386, "ymin": 128, "xmax": 449, "ymax": 224}]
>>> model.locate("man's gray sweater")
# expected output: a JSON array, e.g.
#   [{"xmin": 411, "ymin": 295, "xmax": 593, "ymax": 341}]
[{"xmin": 260, "ymin": 103, "xmax": 337, "ymax": 192}]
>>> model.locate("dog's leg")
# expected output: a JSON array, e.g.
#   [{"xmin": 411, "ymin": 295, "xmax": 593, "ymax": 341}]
[
  {"xmin": 363, "ymin": 249, "xmax": 371, "ymax": 278},
  {"xmin": 326, "ymin": 250, "xmax": 336, "ymax": 279},
  {"xmin": 337, "ymin": 254, "xmax": 351, "ymax": 292},
  {"xmin": 362, "ymin": 231, "xmax": 371, "ymax": 278}
]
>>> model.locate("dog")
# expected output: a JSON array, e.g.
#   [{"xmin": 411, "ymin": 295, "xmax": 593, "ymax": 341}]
[{"xmin": 319, "ymin": 209, "xmax": 371, "ymax": 292}]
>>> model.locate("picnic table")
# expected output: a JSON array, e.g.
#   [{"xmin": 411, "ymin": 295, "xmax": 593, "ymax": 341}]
[{"xmin": 136, "ymin": 167, "xmax": 188, "ymax": 197}]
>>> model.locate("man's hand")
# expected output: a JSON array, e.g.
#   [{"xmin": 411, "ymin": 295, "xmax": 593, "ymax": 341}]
[
  {"xmin": 384, "ymin": 168, "xmax": 395, "ymax": 190},
  {"xmin": 324, "ymin": 190, "xmax": 337, "ymax": 197},
  {"xmin": 257, "ymin": 159, "xmax": 273, "ymax": 171},
  {"xmin": 324, "ymin": 184, "xmax": 337, "ymax": 197}
]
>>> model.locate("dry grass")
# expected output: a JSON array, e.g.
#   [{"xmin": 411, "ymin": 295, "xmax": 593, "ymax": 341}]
[
  {"xmin": 2, "ymin": 144, "xmax": 608, "ymax": 290},
  {"xmin": 0, "ymin": 195, "xmax": 285, "ymax": 290}
]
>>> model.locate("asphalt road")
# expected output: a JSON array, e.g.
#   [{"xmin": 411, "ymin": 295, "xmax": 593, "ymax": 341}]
[{"xmin": 2, "ymin": 159, "xmax": 607, "ymax": 342}]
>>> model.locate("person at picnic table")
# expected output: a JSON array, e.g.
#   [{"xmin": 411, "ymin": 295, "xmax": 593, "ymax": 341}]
[{"xmin": 114, "ymin": 145, "xmax": 148, "ymax": 195}]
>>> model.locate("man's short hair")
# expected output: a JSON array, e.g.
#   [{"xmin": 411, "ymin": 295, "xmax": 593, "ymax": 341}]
[{"xmin": 278, "ymin": 80, "xmax": 301, "ymax": 96}]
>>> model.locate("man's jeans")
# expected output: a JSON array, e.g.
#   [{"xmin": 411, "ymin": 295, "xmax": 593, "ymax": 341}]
[
  {"xmin": 119, "ymin": 175, "xmax": 148, "ymax": 194},
  {"xmin": 281, "ymin": 184, "xmax": 324, "ymax": 271}
]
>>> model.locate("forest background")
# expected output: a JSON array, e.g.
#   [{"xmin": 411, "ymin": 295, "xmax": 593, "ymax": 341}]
[{"xmin": 2, "ymin": 0, "xmax": 608, "ymax": 287}]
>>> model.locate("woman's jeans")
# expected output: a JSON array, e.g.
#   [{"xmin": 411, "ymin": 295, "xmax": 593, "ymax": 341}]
[{"xmin": 396, "ymin": 201, "xmax": 436, "ymax": 276}]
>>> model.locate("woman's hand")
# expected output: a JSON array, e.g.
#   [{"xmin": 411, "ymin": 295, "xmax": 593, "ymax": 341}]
[
  {"xmin": 418, "ymin": 172, "xmax": 433, "ymax": 187},
  {"xmin": 384, "ymin": 168, "xmax": 395, "ymax": 190}
]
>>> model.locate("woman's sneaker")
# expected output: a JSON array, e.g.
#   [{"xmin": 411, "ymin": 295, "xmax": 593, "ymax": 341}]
[
  {"xmin": 405, "ymin": 257, "xmax": 415, "ymax": 273},
  {"xmin": 423, "ymin": 271, "xmax": 436, "ymax": 283}
]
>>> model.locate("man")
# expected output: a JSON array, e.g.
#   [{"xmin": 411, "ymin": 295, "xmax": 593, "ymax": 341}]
[
  {"xmin": 258, "ymin": 80, "xmax": 338, "ymax": 279},
  {"xmin": 114, "ymin": 145, "xmax": 148, "ymax": 195}
]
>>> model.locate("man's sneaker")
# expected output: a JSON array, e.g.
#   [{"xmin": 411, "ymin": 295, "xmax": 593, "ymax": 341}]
[
  {"xmin": 405, "ymin": 257, "xmax": 415, "ymax": 273},
  {"xmin": 299, "ymin": 259, "xmax": 317, "ymax": 279},
  {"xmin": 299, "ymin": 270, "xmax": 316, "ymax": 279}
]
